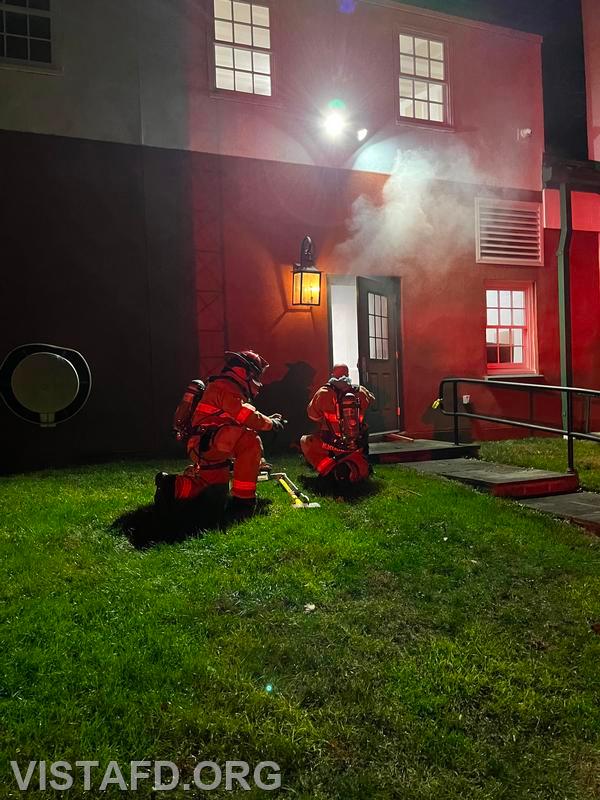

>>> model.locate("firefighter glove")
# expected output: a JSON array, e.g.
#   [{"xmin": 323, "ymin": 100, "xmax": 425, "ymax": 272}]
[{"xmin": 269, "ymin": 414, "xmax": 286, "ymax": 431}]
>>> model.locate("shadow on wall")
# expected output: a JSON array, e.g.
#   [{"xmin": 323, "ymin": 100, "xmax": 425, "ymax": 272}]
[
  {"xmin": 257, "ymin": 361, "xmax": 317, "ymax": 453},
  {"xmin": 421, "ymin": 395, "xmax": 474, "ymax": 443}
]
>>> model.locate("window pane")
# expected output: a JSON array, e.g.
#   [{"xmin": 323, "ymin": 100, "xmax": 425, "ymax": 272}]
[
  {"xmin": 368, "ymin": 293, "xmax": 374, "ymax": 313},
  {"xmin": 499, "ymin": 291, "xmax": 511, "ymax": 308},
  {"xmin": 29, "ymin": 14, "xmax": 50, "ymax": 38},
  {"xmin": 375, "ymin": 316, "xmax": 382, "ymax": 338},
  {"xmin": 253, "ymin": 73, "xmax": 271, "ymax": 95},
  {"xmin": 429, "ymin": 83, "xmax": 443, "ymax": 103},
  {"xmin": 381, "ymin": 295, "xmax": 388, "ymax": 315},
  {"xmin": 6, "ymin": 35, "xmax": 28, "ymax": 58},
  {"xmin": 253, "ymin": 25, "xmax": 270, "ymax": 48},
  {"xmin": 486, "ymin": 290, "xmax": 498, "ymax": 307},
  {"xmin": 513, "ymin": 309, "xmax": 525, "ymax": 326},
  {"xmin": 29, "ymin": 0, "xmax": 51, "ymax": 9},
  {"xmin": 513, "ymin": 328, "xmax": 523, "ymax": 345},
  {"xmin": 253, "ymin": 50, "xmax": 270, "ymax": 74},
  {"xmin": 415, "ymin": 38, "xmax": 428, "ymax": 57},
  {"xmin": 252, "ymin": 4, "xmax": 269, "ymax": 26},
  {"xmin": 500, "ymin": 308, "xmax": 511, "ymax": 325},
  {"xmin": 0, "ymin": 12, "xmax": 4, "ymax": 32},
  {"xmin": 415, "ymin": 100, "xmax": 428, "ymax": 119},
  {"xmin": 499, "ymin": 329, "xmax": 511, "ymax": 344},
  {"xmin": 29, "ymin": 38, "xmax": 50, "ymax": 61},
  {"xmin": 513, "ymin": 291, "xmax": 525, "ymax": 308},
  {"xmin": 487, "ymin": 309, "xmax": 498, "ymax": 326},
  {"xmin": 6, "ymin": 0, "xmax": 26, "ymax": 5},
  {"xmin": 214, "ymin": 0, "xmax": 232, "ymax": 20},
  {"xmin": 215, "ymin": 66, "xmax": 234, "ymax": 90},
  {"xmin": 369, "ymin": 316, "xmax": 375, "ymax": 337},
  {"xmin": 399, "ymin": 78, "xmax": 413, "ymax": 97},
  {"xmin": 0, "ymin": 38, "xmax": 4, "ymax": 57},
  {"xmin": 430, "ymin": 60, "xmax": 444, "ymax": 80},
  {"xmin": 499, "ymin": 347, "xmax": 512, "ymax": 363},
  {"xmin": 430, "ymin": 40, "xmax": 444, "ymax": 60},
  {"xmin": 399, "ymin": 98, "xmax": 414, "ymax": 117},
  {"xmin": 400, "ymin": 54, "xmax": 415, "ymax": 74},
  {"xmin": 215, "ymin": 19, "xmax": 233, "ymax": 41},
  {"xmin": 233, "ymin": 1, "xmax": 251, "ymax": 23},
  {"xmin": 399, "ymin": 34, "xmax": 413, "ymax": 54},
  {"xmin": 429, "ymin": 103, "xmax": 444, "ymax": 122},
  {"xmin": 234, "ymin": 47, "xmax": 252, "ymax": 70},
  {"xmin": 383, "ymin": 339, "xmax": 389, "ymax": 360},
  {"xmin": 370, "ymin": 339, "xmax": 376, "ymax": 359},
  {"xmin": 376, "ymin": 340, "xmax": 383, "ymax": 360},
  {"xmin": 414, "ymin": 80, "xmax": 428, "ymax": 100},
  {"xmin": 375, "ymin": 294, "xmax": 381, "ymax": 314},
  {"xmin": 487, "ymin": 346, "xmax": 498, "ymax": 363},
  {"xmin": 415, "ymin": 58, "xmax": 429, "ymax": 77},
  {"xmin": 235, "ymin": 69, "xmax": 253, "ymax": 92},
  {"xmin": 6, "ymin": 11, "xmax": 27, "ymax": 35},
  {"xmin": 486, "ymin": 329, "xmax": 497, "ymax": 344},
  {"xmin": 215, "ymin": 44, "xmax": 233, "ymax": 68},
  {"xmin": 513, "ymin": 347, "xmax": 524, "ymax": 363},
  {"xmin": 233, "ymin": 22, "xmax": 251, "ymax": 45}
]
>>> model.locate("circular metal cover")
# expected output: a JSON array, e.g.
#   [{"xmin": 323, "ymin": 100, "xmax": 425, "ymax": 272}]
[{"xmin": 11, "ymin": 352, "xmax": 80, "ymax": 414}]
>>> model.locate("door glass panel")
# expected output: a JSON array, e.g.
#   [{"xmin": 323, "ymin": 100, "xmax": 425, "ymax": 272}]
[{"xmin": 368, "ymin": 291, "xmax": 390, "ymax": 361}]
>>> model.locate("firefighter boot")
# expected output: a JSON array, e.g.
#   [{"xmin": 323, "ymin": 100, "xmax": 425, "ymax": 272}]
[
  {"xmin": 154, "ymin": 472, "xmax": 176, "ymax": 515},
  {"xmin": 227, "ymin": 495, "xmax": 257, "ymax": 520}
]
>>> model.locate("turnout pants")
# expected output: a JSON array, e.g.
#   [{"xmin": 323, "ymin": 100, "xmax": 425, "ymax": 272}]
[
  {"xmin": 175, "ymin": 425, "xmax": 264, "ymax": 501},
  {"xmin": 300, "ymin": 434, "xmax": 338, "ymax": 476}
]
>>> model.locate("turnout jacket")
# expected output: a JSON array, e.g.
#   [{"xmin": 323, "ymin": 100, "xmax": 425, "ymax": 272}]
[{"xmin": 192, "ymin": 376, "xmax": 274, "ymax": 433}]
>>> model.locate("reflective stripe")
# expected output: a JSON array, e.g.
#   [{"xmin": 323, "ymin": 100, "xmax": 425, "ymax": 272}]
[
  {"xmin": 232, "ymin": 479, "xmax": 257, "ymax": 490},
  {"xmin": 316, "ymin": 457, "xmax": 336, "ymax": 475},
  {"xmin": 196, "ymin": 402, "xmax": 222, "ymax": 414},
  {"xmin": 236, "ymin": 406, "xmax": 254, "ymax": 423},
  {"xmin": 323, "ymin": 412, "xmax": 338, "ymax": 422}
]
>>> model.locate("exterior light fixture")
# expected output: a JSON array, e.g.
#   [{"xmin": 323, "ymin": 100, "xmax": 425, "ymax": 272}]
[
  {"xmin": 357, "ymin": 128, "xmax": 368, "ymax": 142},
  {"xmin": 292, "ymin": 235, "xmax": 322, "ymax": 306},
  {"xmin": 323, "ymin": 111, "xmax": 347, "ymax": 139}
]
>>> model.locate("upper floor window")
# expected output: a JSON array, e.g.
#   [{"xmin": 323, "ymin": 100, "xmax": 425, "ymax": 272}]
[
  {"xmin": 213, "ymin": 0, "xmax": 272, "ymax": 97},
  {"xmin": 398, "ymin": 33, "xmax": 448, "ymax": 125},
  {"xmin": 476, "ymin": 198, "xmax": 544, "ymax": 267},
  {"xmin": 0, "ymin": 0, "xmax": 52, "ymax": 65}
]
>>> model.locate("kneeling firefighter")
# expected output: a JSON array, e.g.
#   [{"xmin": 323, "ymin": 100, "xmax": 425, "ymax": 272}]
[
  {"xmin": 300, "ymin": 364, "xmax": 375, "ymax": 482},
  {"xmin": 156, "ymin": 350, "xmax": 285, "ymax": 514}
]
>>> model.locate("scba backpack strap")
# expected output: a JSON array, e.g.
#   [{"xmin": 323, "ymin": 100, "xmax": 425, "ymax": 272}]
[{"xmin": 172, "ymin": 379, "xmax": 206, "ymax": 442}]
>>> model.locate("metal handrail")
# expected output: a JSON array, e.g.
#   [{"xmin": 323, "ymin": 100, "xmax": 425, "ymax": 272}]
[{"xmin": 435, "ymin": 377, "xmax": 600, "ymax": 474}]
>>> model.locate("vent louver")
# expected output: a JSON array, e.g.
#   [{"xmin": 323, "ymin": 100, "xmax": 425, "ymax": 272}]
[{"xmin": 476, "ymin": 199, "xmax": 543, "ymax": 266}]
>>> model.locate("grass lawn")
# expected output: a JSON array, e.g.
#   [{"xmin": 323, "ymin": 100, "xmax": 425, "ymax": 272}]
[
  {"xmin": 480, "ymin": 437, "xmax": 600, "ymax": 493},
  {"xmin": 2, "ymin": 458, "xmax": 600, "ymax": 798}
]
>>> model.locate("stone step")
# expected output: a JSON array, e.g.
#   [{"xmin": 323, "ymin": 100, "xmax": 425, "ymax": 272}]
[
  {"xmin": 369, "ymin": 439, "xmax": 479, "ymax": 464},
  {"xmin": 399, "ymin": 458, "xmax": 579, "ymax": 499},
  {"xmin": 520, "ymin": 492, "xmax": 600, "ymax": 533}
]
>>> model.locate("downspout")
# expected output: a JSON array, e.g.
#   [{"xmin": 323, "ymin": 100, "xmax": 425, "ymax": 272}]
[{"xmin": 556, "ymin": 182, "xmax": 575, "ymax": 472}]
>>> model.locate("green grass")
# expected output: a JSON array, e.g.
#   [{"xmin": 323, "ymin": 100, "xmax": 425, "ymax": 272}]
[
  {"xmin": 480, "ymin": 437, "xmax": 600, "ymax": 492},
  {"xmin": 1, "ymin": 458, "xmax": 600, "ymax": 798}
]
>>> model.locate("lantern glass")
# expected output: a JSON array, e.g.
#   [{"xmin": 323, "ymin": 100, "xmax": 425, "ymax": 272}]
[{"xmin": 292, "ymin": 269, "xmax": 321, "ymax": 306}]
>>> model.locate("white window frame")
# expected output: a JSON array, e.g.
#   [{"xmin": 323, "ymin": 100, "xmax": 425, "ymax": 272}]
[
  {"xmin": 397, "ymin": 31, "xmax": 450, "ymax": 127},
  {"xmin": 0, "ymin": 0, "xmax": 54, "ymax": 69},
  {"xmin": 485, "ymin": 282, "xmax": 538, "ymax": 375},
  {"xmin": 212, "ymin": 0, "xmax": 273, "ymax": 99}
]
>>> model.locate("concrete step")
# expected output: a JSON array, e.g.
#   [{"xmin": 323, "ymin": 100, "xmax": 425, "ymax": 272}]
[
  {"xmin": 369, "ymin": 439, "xmax": 479, "ymax": 465},
  {"xmin": 520, "ymin": 492, "xmax": 600, "ymax": 533},
  {"xmin": 399, "ymin": 458, "xmax": 579, "ymax": 499}
]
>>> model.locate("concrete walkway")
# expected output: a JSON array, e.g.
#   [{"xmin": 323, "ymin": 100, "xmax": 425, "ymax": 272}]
[{"xmin": 520, "ymin": 493, "xmax": 600, "ymax": 533}]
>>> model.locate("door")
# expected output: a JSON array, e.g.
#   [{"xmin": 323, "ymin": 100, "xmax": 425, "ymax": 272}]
[{"xmin": 357, "ymin": 276, "xmax": 401, "ymax": 432}]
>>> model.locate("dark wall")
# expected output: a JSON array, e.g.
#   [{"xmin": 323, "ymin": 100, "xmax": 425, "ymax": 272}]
[{"xmin": 0, "ymin": 131, "xmax": 197, "ymax": 473}]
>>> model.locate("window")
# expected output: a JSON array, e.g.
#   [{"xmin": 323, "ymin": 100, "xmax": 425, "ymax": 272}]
[
  {"xmin": 485, "ymin": 285, "xmax": 536, "ymax": 373},
  {"xmin": 213, "ymin": 0, "xmax": 272, "ymax": 97},
  {"xmin": 398, "ymin": 33, "xmax": 448, "ymax": 124},
  {"xmin": 476, "ymin": 198, "xmax": 544, "ymax": 266},
  {"xmin": 368, "ymin": 292, "xmax": 389, "ymax": 360},
  {"xmin": 0, "ymin": 0, "xmax": 51, "ymax": 65}
]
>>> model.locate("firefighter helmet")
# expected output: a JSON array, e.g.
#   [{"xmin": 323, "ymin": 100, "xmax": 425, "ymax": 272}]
[{"xmin": 224, "ymin": 350, "xmax": 269, "ymax": 380}]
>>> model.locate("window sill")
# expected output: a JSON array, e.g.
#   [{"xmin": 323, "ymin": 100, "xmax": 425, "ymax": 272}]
[
  {"xmin": 485, "ymin": 374, "xmax": 545, "ymax": 383},
  {"xmin": 395, "ymin": 117, "xmax": 455, "ymax": 133},
  {"xmin": 0, "ymin": 59, "xmax": 62, "ymax": 76}
]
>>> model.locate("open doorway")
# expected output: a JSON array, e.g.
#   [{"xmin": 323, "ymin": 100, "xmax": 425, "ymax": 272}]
[{"xmin": 328, "ymin": 275, "xmax": 402, "ymax": 432}]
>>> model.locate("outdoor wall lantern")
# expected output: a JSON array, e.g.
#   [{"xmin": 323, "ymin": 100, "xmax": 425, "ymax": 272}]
[{"xmin": 292, "ymin": 235, "xmax": 322, "ymax": 306}]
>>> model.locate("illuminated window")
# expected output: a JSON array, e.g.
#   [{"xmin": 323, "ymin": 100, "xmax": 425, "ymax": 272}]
[
  {"xmin": 213, "ymin": 0, "xmax": 272, "ymax": 96},
  {"xmin": 486, "ymin": 285, "xmax": 536, "ymax": 372},
  {"xmin": 0, "ymin": 0, "xmax": 52, "ymax": 65},
  {"xmin": 368, "ymin": 292, "xmax": 389, "ymax": 360},
  {"xmin": 398, "ymin": 34, "xmax": 448, "ymax": 124}
]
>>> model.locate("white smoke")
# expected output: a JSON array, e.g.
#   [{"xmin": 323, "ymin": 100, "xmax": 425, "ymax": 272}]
[{"xmin": 334, "ymin": 148, "xmax": 487, "ymax": 272}]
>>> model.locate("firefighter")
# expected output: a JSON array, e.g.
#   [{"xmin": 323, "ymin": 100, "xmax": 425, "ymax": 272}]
[
  {"xmin": 155, "ymin": 350, "xmax": 285, "ymax": 516},
  {"xmin": 300, "ymin": 364, "xmax": 375, "ymax": 483}
]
